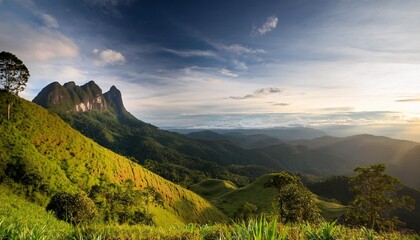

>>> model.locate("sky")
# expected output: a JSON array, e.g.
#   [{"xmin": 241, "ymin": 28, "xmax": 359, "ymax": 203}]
[{"xmin": 2, "ymin": 0, "xmax": 420, "ymax": 141}]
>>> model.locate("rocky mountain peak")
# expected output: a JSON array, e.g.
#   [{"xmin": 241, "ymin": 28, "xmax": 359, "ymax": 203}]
[
  {"xmin": 103, "ymin": 85, "xmax": 128, "ymax": 116},
  {"xmin": 33, "ymin": 81, "xmax": 128, "ymax": 115}
]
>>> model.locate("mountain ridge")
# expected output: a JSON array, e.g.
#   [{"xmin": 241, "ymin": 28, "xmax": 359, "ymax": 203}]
[
  {"xmin": 33, "ymin": 81, "xmax": 133, "ymax": 117},
  {"xmin": 32, "ymin": 81, "xmax": 420, "ymax": 190}
]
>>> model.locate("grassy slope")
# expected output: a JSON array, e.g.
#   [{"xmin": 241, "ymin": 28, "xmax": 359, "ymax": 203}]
[
  {"xmin": 0, "ymin": 94, "xmax": 226, "ymax": 225},
  {"xmin": 191, "ymin": 174, "xmax": 346, "ymax": 221},
  {"xmin": 189, "ymin": 179, "xmax": 238, "ymax": 200},
  {"xmin": 0, "ymin": 185, "xmax": 73, "ymax": 239}
]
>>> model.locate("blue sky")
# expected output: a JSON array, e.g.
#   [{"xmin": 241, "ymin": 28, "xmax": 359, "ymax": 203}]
[{"xmin": 2, "ymin": 0, "xmax": 420, "ymax": 140}]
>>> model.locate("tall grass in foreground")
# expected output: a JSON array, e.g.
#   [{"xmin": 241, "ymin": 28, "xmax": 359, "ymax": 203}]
[
  {"xmin": 0, "ymin": 187, "xmax": 73, "ymax": 239},
  {"xmin": 0, "ymin": 187, "xmax": 418, "ymax": 240},
  {"xmin": 1, "ymin": 217, "xmax": 419, "ymax": 239}
]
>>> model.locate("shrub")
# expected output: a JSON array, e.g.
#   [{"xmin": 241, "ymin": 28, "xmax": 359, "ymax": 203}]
[{"xmin": 46, "ymin": 192, "xmax": 97, "ymax": 225}]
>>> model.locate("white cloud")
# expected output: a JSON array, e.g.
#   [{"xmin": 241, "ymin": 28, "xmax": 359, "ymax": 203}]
[
  {"xmin": 219, "ymin": 68, "xmax": 238, "ymax": 78},
  {"xmin": 229, "ymin": 87, "xmax": 284, "ymax": 100},
  {"xmin": 0, "ymin": 22, "xmax": 79, "ymax": 61},
  {"xmin": 252, "ymin": 16, "xmax": 278, "ymax": 36},
  {"xmin": 93, "ymin": 49, "xmax": 126, "ymax": 66},
  {"xmin": 162, "ymin": 48, "xmax": 219, "ymax": 59},
  {"xmin": 38, "ymin": 13, "xmax": 59, "ymax": 28},
  {"xmin": 219, "ymin": 43, "xmax": 265, "ymax": 55}
]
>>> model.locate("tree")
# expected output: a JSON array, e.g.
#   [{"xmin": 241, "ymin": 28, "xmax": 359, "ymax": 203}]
[
  {"xmin": 89, "ymin": 179, "xmax": 153, "ymax": 225},
  {"xmin": 46, "ymin": 192, "xmax": 97, "ymax": 225},
  {"xmin": 0, "ymin": 51, "xmax": 30, "ymax": 120},
  {"xmin": 265, "ymin": 172, "xmax": 321, "ymax": 223},
  {"xmin": 346, "ymin": 164, "xmax": 415, "ymax": 231}
]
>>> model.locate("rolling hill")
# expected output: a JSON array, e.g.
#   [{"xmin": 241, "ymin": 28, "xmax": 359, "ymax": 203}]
[
  {"xmin": 0, "ymin": 92, "xmax": 226, "ymax": 225},
  {"xmin": 190, "ymin": 174, "xmax": 347, "ymax": 222}
]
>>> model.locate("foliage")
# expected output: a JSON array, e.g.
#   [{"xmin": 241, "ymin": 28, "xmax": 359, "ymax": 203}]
[
  {"xmin": 265, "ymin": 172, "xmax": 322, "ymax": 223},
  {"xmin": 228, "ymin": 215, "xmax": 281, "ymax": 240},
  {"xmin": 0, "ymin": 51, "xmax": 30, "ymax": 120},
  {"xmin": 0, "ymin": 51, "xmax": 29, "ymax": 95},
  {"xmin": 46, "ymin": 192, "xmax": 97, "ymax": 225},
  {"xmin": 306, "ymin": 221, "xmax": 342, "ymax": 240},
  {"xmin": 308, "ymin": 176, "xmax": 354, "ymax": 205},
  {"xmin": 89, "ymin": 179, "xmax": 154, "ymax": 225},
  {"xmin": 234, "ymin": 202, "xmax": 258, "ymax": 220},
  {"xmin": 346, "ymin": 164, "xmax": 415, "ymax": 231}
]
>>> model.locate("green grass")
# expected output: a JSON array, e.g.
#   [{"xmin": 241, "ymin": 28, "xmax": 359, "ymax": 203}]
[
  {"xmin": 189, "ymin": 179, "xmax": 238, "ymax": 200},
  {"xmin": 314, "ymin": 197, "xmax": 347, "ymax": 221},
  {"xmin": 214, "ymin": 174, "xmax": 278, "ymax": 217},
  {"xmin": 0, "ymin": 185, "xmax": 73, "ymax": 239}
]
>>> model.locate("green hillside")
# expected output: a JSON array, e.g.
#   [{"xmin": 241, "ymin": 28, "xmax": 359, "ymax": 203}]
[
  {"xmin": 192, "ymin": 174, "xmax": 347, "ymax": 222},
  {"xmin": 189, "ymin": 179, "xmax": 238, "ymax": 200},
  {"xmin": 0, "ymin": 185, "xmax": 73, "ymax": 239},
  {"xmin": 0, "ymin": 93, "xmax": 226, "ymax": 225}
]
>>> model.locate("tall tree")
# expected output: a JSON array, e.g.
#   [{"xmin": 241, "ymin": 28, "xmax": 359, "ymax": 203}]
[
  {"xmin": 346, "ymin": 164, "xmax": 415, "ymax": 231},
  {"xmin": 0, "ymin": 51, "xmax": 30, "ymax": 120},
  {"xmin": 265, "ymin": 172, "xmax": 321, "ymax": 223}
]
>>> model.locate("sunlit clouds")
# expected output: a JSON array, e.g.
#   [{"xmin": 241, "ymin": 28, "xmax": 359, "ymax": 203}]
[{"xmin": 2, "ymin": 0, "xmax": 420, "ymax": 140}]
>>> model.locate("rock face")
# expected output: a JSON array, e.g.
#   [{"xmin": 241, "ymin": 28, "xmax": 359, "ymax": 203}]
[
  {"xmin": 104, "ymin": 85, "xmax": 128, "ymax": 116},
  {"xmin": 33, "ymin": 81, "xmax": 126, "ymax": 115}
]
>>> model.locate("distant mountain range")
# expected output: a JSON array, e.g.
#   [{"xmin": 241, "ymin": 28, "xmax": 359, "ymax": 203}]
[
  {"xmin": 32, "ymin": 81, "xmax": 420, "ymax": 190},
  {"xmin": 171, "ymin": 127, "xmax": 326, "ymax": 142}
]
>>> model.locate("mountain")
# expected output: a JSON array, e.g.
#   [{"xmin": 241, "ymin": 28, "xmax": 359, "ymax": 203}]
[
  {"xmin": 33, "ymin": 81, "xmax": 254, "ymax": 186},
  {"xmin": 290, "ymin": 135, "xmax": 420, "ymax": 189},
  {"xmin": 186, "ymin": 130, "xmax": 282, "ymax": 148},
  {"xmin": 0, "ymin": 92, "xmax": 225, "ymax": 225},
  {"xmin": 32, "ymin": 81, "xmax": 333, "ymax": 185},
  {"xmin": 33, "ymin": 81, "xmax": 108, "ymax": 113},
  {"xmin": 32, "ymin": 81, "xmax": 420, "ymax": 190},
  {"xmin": 172, "ymin": 127, "xmax": 327, "ymax": 141}
]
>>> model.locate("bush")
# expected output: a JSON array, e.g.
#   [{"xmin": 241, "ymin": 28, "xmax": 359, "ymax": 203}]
[
  {"xmin": 233, "ymin": 202, "xmax": 258, "ymax": 220},
  {"xmin": 46, "ymin": 192, "xmax": 97, "ymax": 225}
]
